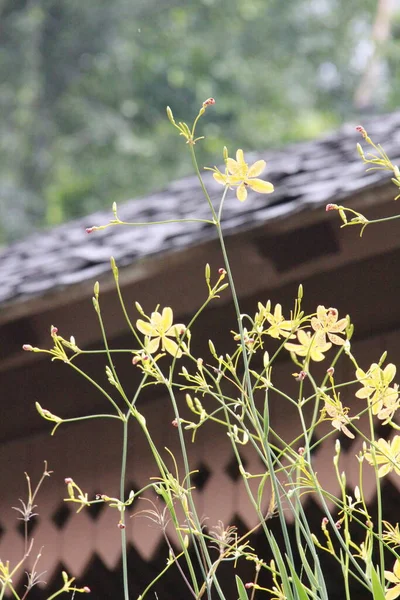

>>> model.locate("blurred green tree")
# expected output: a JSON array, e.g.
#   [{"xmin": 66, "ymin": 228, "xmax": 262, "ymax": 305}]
[{"xmin": 0, "ymin": 0, "xmax": 388, "ymax": 244}]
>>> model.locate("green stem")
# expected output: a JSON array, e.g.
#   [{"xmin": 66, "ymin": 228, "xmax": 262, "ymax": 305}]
[{"xmin": 120, "ymin": 415, "xmax": 130, "ymax": 600}]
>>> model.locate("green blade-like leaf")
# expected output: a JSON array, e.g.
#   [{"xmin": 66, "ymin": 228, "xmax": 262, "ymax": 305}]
[
  {"xmin": 236, "ymin": 575, "xmax": 248, "ymax": 600},
  {"xmin": 370, "ymin": 564, "xmax": 386, "ymax": 600},
  {"xmin": 287, "ymin": 562, "xmax": 310, "ymax": 600}
]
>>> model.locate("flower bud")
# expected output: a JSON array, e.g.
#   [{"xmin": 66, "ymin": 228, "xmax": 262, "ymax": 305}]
[
  {"xmin": 22, "ymin": 344, "xmax": 33, "ymax": 351},
  {"xmin": 355, "ymin": 125, "xmax": 367, "ymax": 139}
]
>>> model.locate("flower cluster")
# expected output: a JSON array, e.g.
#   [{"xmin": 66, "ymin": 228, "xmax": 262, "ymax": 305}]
[{"xmin": 356, "ymin": 362, "xmax": 399, "ymax": 420}]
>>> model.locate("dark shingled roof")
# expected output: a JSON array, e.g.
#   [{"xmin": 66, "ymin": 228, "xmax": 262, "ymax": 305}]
[{"xmin": 2, "ymin": 111, "xmax": 400, "ymax": 308}]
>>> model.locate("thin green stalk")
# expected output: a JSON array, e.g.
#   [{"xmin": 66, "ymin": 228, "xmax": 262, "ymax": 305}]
[
  {"xmin": 366, "ymin": 401, "xmax": 385, "ymax": 586},
  {"xmin": 165, "ymin": 384, "xmax": 223, "ymax": 600},
  {"xmin": 120, "ymin": 415, "xmax": 130, "ymax": 600}
]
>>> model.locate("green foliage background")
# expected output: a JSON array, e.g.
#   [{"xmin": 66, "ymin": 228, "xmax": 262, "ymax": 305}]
[{"xmin": 0, "ymin": 0, "xmax": 394, "ymax": 244}]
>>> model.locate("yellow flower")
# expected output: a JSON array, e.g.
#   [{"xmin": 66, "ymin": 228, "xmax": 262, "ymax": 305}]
[
  {"xmin": 355, "ymin": 363, "xmax": 399, "ymax": 416},
  {"xmin": 265, "ymin": 304, "xmax": 295, "ymax": 339},
  {"xmin": 321, "ymin": 393, "xmax": 354, "ymax": 439},
  {"xmin": 365, "ymin": 436, "xmax": 400, "ymax": 478},
  {"xmin": 284, "ymin": 330, "xmax": 331, "ymax": 362},
  {"xmin": 385, "ymin": 559, "xmax": 400, "ymax": 600},
  {"xmin": 311, "ymin": 306, "xmax": 348, "ymax": 346},
  {"xmin": 136, "ymin": 307, "xmax": 186, "ymax": 358},
  {"xmin": 212, "ymin": 149, "xmax": 274, "ymax": 202},
  {"xmin": 382, "ymin": 521, "xmax": 400, "ymax": 547}
]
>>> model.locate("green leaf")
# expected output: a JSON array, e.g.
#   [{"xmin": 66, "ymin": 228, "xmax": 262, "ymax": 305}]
[
  {"xmin": 370, "ymin": 564, "xmax": 386, "ymax": 600},
  {"xmin": 287, "ymin": 562, "xmax": 310, "ymax": 600},
  {"xmin": 269, "ymin": 534, "xmax": 294, "ymax": 600},
  {"xmin": 235, "ymin": 575, "xmax": 248, "ymax": 600}
]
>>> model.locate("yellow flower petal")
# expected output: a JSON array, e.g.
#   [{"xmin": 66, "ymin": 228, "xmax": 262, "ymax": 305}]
[
  {"xmin": 166, "ymin": 324, "xmax": 186, "ymax": 338},
  {"xmin": 248, "ymin": 178, "xmax": 274, "ymax": 194},
  {"xmin": 236, "ymin": 182, "xmax": 248, "ymax": 202},
  {"xmin": 136, "ymin": 319, "xmax": 154, "ymax": 336},
  {"xmin": 328, "ymin": 333, "xmax": 346, "ymax": 346},
  {"xmin": 386, "ymin": 584, "xmax": 400, "ymax": 600},
  {"xmin": 213, "ymin": 172, "xmax": 228, "ymax": 185},
  {"xmin": 146, "ymin": 337, "xmax": 160, "ymax": 354},
  {"xmin": 248, "ymin": 160, "xmax": 266, "ymax": 178},
  {"xmin": 163, "ymin": 336, "xmax": 182, "ymax": 358},
  {"xmin": 236, "ymin": 149, "xmax": 246, "ymax": 165},
  {"xmin": 150, "ymin": 311, "xmax": 163, "ymax": 327},
  {"xmin": 161, "ymin": 307, "xmax": 173, "ymax": 331},
  {"xmin": 226, "ymin": 157, "xmax": 239, "ymax": 174},
  {"xmin": 384, "ymin": 363, "xmax": 397, "ymax": 383}
]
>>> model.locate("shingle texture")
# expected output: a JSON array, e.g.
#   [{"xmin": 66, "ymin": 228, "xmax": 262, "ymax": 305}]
[{"xmin": 2, "ymin": 111, "xmax": 400, "ymax": 307}]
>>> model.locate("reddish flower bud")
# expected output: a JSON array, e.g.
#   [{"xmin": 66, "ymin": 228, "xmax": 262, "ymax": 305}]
[
  {"xmin": 172, "ymin": 418, "xmax": 179, "ymax": 427},
  {"xmin": 118, "ymin": 522, "xmax": 126, "ymax": 529},
  {"xmin": 83, "ymin": 587, "xmax": 91, "ymax": 593},
  {"xmin": 203, "ymin": 98, "xmax": 215, "ymax": 107},
  {"xmin": 64, "ymin": 477, "xmax": 73, "ymax": 484},
  {"xmin": 296, "ymin": 371, "xmax": 307, "ymax": 382},
  {"xmin": 355, "ymin": 125, "xmax": 367, "ymax": 138},
  {"xmin": 327, "ymin": 367, "xmax": 335, "ymax": 376},
  {"xmin": 51, "ymin": 326, "xmax": 58, "ymax": 336},
  {"xmin": 85, "ymin": 227, "xmax": 95, "ymax": 234},
  {"xmin": 22, "ymin": 344, "xmax": 33, "ymax": 351},
  {"xmin": 245, "ymin": 583, "xmax": 254, "ymax": 589},
  {"xmin": 298, "ymin": 447, "xmax": 305, "ymax": 456},
  {"xmin": 218, "ymin": 268, "xmax": 226, "ymax": 275},
  {"xmin": 326, "ymin": 203, "xmax": 339, "ymax": 212},
  {"xmin": 322, "ymin": 517, "xmax": 329, "ymax": 526},
  {"xmin": 335, "ymin": 520, "xmax": 341, "ymax": 529}
]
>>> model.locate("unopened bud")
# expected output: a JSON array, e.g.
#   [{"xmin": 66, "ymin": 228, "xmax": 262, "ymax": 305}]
[
  {"xmin": 83, "ymin": 587, "xmax": 91, "ymax": 593},
  {"xmin": 296, "ymin": 371, "xmax": 307, "ymax": 382},
  {"xmin": 202, "ymin": 97, "xmax": 215, "ymax": 107},
  {"xmin": 85, "ymin": 227, "xmax": 96, "ymax": 234},
  {"xmin": 245, "ymin": 583, "xmax": 254, "ymax": 589},
  {"xmin": 326, "ymin": 367, "xmax": 335, "ymax": 376},
  {"xmin": 355, "ymin": 125, "xmax": 367, "ymax": 139},
  {"xmin": 326, "ymin": 203, "xmax": 339, "ymax": 212},
  {"xmin": 51, "ymin": 326, "xmax": 58, "ymax": 336},
  {"xmin": 118, "ymin": 521, "xmax": 126, "ymax": 529},
  {"xmin": 218, "ymin": 268, "xmax": 226, "ymax": 276},
  {"xmin": 322, "ymin": 517, "xmax": 329, "ymax": 526},
  {"xmin": 64, "ymin": 478, "xmax": 73, "ymax": 484},
  {"xmin": 172, "ymin": 419, "xmax": 179, "ymax": 427},
  {"xmin": 22, "ymin": 344, "xmax": 33, "ymax": 351},
  {"xmin": 298, "ymin": 447, "xmax": 305, "ymax": 456}
]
